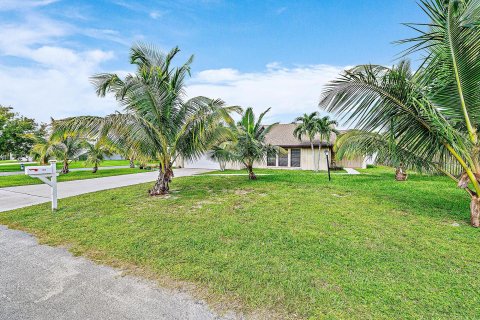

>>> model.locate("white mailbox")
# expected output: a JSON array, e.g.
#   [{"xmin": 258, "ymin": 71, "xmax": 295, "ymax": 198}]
[
  {"xmin": 25, "ymin": 166, "xmax": 54, "ymax": 176},
  {"xmin": 25, "ymin": 160, "xmax": 58, "ymax": 211}
]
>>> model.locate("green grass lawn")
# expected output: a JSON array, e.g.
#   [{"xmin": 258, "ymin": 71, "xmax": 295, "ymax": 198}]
[
  {"xmin": 0, "ymin": 168, "xmax": 144, "ymax": 188},
  {"xmin": 0, "ymin": 159, "xmax": 17, "ymax": 164},
  {"xmin": 1, "ymin": 168, "xmax": 479, "ymax": 319},
  {"xmin": 0, "ymin": 159, "xmax": 131, "ymax": 172}
]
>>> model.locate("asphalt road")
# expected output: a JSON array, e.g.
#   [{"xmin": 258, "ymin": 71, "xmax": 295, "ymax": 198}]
[{"xmin": 0, "ymin": 225, "xmax": 240, "ymax": 320}]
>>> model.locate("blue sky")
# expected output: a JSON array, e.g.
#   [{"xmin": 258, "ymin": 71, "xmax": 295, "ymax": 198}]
[{"xmin": 0, "ymin": 0, "xmax": 426, "ymax": 124}]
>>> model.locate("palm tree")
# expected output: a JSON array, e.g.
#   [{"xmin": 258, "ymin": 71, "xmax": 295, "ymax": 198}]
[
  {"xmin": 28, "ymin": 124, "xmax": 51, "ymax": 165},
  {"xmin": 335, "ymin": 130, "xmax": 440, "ymax": 181},
  {"xmin": 50, "ymin": 134, "xmax": 84, "ymax": 174},
  {"xmin": 209, "ymin": 143, "xmax": 235, "ymax": 171},
  {"xmin": 210, "ymin": 108, "xmax": 279, "ymax": 179},
  {"xmin": 293, "ymin": 112, "xmax": 319, "ymax": 171},
  {"xmin": 84, "ymin": 139, "xmax": 114, "ymax": 173},
  {"xmin": 315, "ymin": 116, "xmax": 339, "ymax": 169},
  {"xmin": 55, "ymin": 44, "xmax": 238, "ymax": 195},
  {"xmin": 320, "ymin": 0, "xmax": 480, "ymax": 227}
]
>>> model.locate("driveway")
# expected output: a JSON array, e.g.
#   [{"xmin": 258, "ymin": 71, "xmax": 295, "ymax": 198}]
[
  {"xmin": 0, "ymin": 168, "xmax": 210, "ymax": 212},
  {"xmin": 0, "ymin": 226, "xmax": 239, "ymax": 320},
  {"xmin": 0, "ymin": 166, "xmax": 132, "ymax": 177}
]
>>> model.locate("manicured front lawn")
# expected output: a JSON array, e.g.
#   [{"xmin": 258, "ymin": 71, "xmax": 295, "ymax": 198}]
[
  {"xmin": 0, "ymin": 159, "xmax": 131, "ymax": 172},
  {"xmin": 0, "ymin": 168, "xmax": 144, "ymax": 188},
  {"xmin": 1, "ymin": 169, "xmax": 479, "ymax": 319}
]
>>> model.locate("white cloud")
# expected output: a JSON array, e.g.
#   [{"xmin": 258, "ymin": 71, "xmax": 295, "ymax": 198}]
[
  {"xmin": 149, "ymin": 11, "xmax": 163, "ymax": 19},
  {"xmin": 0, "ymin": 62, "xmax": 119, "ymax": 123},
  {"xmin": 0, "ymin": 0, "xmax": 59, "ymax": 11},
  {"xmin": 187, "ymin": 64, "xmax": 346, "ymax": 123},
  {"xmin": 0, "ymin": 13, "xmax": 119, "ymax": 122}
]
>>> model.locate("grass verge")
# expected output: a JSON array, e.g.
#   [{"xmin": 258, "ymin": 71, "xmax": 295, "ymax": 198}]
[
  {"xmin": 0, "ymin": 160, "xmax": 132, "ymax": 173},
  {"xmin": 0, "ymin": 168, "xmax": 144, "ymax": 188}
]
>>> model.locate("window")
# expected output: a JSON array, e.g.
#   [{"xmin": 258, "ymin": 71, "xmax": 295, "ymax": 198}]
[
  {"xmin": 267, "ymin": 151, "xmax": 276, "ymax": 166},
  {"xmin": 278, "ymin": 150, "xmax": 288, "ymax": 167},
  {"xmin": 291, "ymin": 149, "xmax": 301, "ymax": 167}
]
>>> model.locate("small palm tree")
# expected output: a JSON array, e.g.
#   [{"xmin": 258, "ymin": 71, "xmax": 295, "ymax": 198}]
[
  {"xmin": 50, "ymin": 134, "xmax": 84, "ymax": 174},
  {"xmin": 335, "ymin": 130, "xmax": 439, "ymax": 181},
  {"xmin": 28, "ymin": 124, "xmax": 51, "ymax": 165},
  {"xmin": 320, "ymin": 0, "xmax": 480, "ymax": 226},
  {"xmin": 211, "ymin": 108, "xmax": 279, "ymax": 179},
  {"xmin": 84, "ymin": 139, "xmax": 114, "ymax": 173},
  {"xmin": 30, "ymin": 136, "xmax": 52, "ymax": 165},
  {"xmin": 293, "ymin": 112, "xmax": 319, "ymax": 171},
  {"xmin": 315, "ymin": 116, "xmax": 339, "ymax": 168},
  {"xmin": 55, "ymin": 44, "xmax": 238, "ymax": 194}
]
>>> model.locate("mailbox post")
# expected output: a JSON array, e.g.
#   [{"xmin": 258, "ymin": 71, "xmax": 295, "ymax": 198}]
[{"xmin": 25, "ymin": 160, "xmax": 58, "ymax": 211}]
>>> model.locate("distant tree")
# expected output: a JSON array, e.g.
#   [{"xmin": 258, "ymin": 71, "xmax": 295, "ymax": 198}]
[
  {"xmin": 0, "ymin": 106, "xmax": 37, "ymax": 159},
  {"xmin": 293, "ymin": 112, "xmax": 320, "ymax": 171},
  {"xmin": 50, "ymin": 134, "xmax": 85, "ymax": 174},
  {"xmin": 84, "ymin": 139, "xmax": 114, "ymax": 173}
]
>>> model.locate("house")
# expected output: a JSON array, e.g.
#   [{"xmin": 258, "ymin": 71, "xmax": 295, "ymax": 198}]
[{"xmin": 181, "ymin": 123, "xmax": 366, "ymax": 170}]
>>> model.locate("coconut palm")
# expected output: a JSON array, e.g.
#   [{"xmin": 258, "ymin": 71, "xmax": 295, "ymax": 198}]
[
  {"xmin": 30, "ymin": 136, "xmax": 52, "ymax": 165},
  {"xmin": 209, "ymin": 143, "xmax": 235, "ymax": 171},
  {"xmin": 55, "ymin": 44, "xmax": 238, "ymax": 195},
  {"xmin": 84, "ymin": 139, "xmax": 114, "ymax": 173},
  {"xmin": 210, "ymin": 108, "xmax": 279, "ymax": 179},
  {"xmin": 335, "ymin": 129, "xmax": 441, "ymax": 181},
  {"xmin": 50, "ymin": 134, "xmax": 84, "ymax": 174},
  {"xmin": 320, "ymin": 0, "xmax": 480, "ymax": 227},
  {"xmin": 293, "ymin": 112, "xmax": 320, "ymax": 171},
  {"xmin": 315, "ymin": 116, "xmax": 339, "ymax": 168}
]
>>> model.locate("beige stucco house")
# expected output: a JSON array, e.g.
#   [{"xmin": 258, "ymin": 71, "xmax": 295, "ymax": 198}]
[{"xmin": 180, "ymin": 123, "xmax": 366, "ymax": 170}]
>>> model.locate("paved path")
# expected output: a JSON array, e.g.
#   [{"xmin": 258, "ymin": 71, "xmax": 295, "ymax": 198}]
[
  {"xmin": 0, "ymin": 225, "xmax": 239, "ymax": 320},
  {"xmin": 0, "ymin": 165, "xmax": 131, "ymax": 176},
  {"xmin": 0, "ymin": 168, "xmax": 210, "ymax": 212},
  {"xmin": 344, "ymin": 168, "xmax": 361, "ymax": 175}
]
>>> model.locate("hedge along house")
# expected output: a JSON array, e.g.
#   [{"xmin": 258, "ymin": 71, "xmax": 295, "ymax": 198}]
[{"xmin": 180, "ymin": 124, "xmax": 366, "ymax": 170}]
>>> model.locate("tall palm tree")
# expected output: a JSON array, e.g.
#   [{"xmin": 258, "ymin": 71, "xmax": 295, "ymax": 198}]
[
  {"xmin": 293, "ymin": 112, "xmax": 320, "ymax": 171},
  {"xmin": 320, "ymin": 0, "xmax": 480, "ymax": 227},
  {"xmin": 84, "ymin": 139, "xmax": 114, "ymax": 173},
  {"xmin": 55, "ymin": 44, "xmax": 238, "ymax": 195},
  {"xmin": 315, "ymin": 116, "xmax": 339, "ymax": 169}
]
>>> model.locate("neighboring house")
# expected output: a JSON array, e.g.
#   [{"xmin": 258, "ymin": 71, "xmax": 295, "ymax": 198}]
[{"xmin": 181, "ymin": 123, "xmax": 366, "ymax": 170}]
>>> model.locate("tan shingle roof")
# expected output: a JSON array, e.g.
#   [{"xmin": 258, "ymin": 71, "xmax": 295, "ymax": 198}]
[{"xmin": 264, "ymin": 123, "xmax": 342, "ymax": 147}]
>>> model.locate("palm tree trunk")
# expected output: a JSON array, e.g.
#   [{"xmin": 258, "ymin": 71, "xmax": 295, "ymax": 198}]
[
  {"xmin": 318, "ymin": 143, "xmax": 322, "ymax": 172},
  {"xmin": 149, "ymin": 165, "xmax": 174, "ymax": 195},
  {"xmin": 310, "ymin": 142, "xmax": 316, "ymax": 172},
  {"xmin": 247, "ymin": 165, "xmax": 257, "ymax": 180},
  {"xmin": 395, "ymin": 164, "xmax": 407, "ymax": 181},
  {"xmin": 470, "ymin": 196, "xmax": 480, "ymax": 228},
  {"xmin": 92, "ymin": 165, "xmax": 98, "ymax": 173},
  {"xmin": 61, "ymin": 160, "xmax": 69, "ymax": 174},
  {"xmin": 129, "ymin": 157, "xmax": 135, "ymax": 168},
  {"xmin": 330, "ymin": 147, "xmax": 337, "ymax": 168}
]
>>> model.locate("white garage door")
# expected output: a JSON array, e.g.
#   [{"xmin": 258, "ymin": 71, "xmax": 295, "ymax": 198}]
[{"xmin": 184, "ymin": 154, "xmax": 220, "ymax": 169}]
